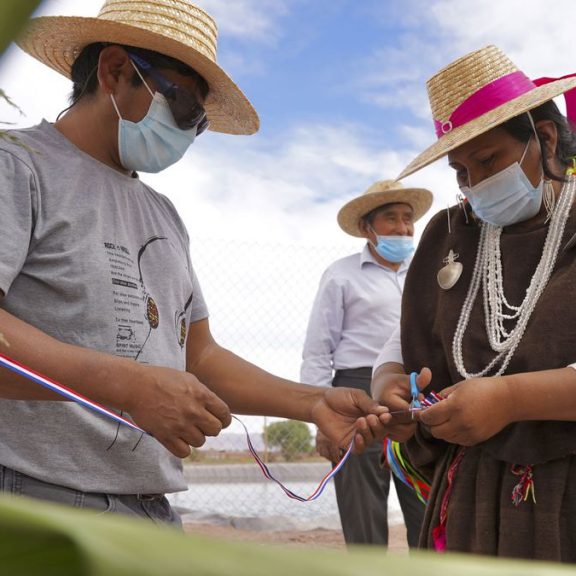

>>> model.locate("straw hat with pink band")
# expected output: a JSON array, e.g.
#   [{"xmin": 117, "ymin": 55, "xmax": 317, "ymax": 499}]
[{"xmin": 398, "ymin": 45, "xmax": 576, "ymax": 180}]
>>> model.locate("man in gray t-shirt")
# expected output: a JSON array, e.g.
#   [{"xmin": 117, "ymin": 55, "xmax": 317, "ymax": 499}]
[{"xmin": 0, "ymin": 0, "xmax": 392, "ymax": 523}]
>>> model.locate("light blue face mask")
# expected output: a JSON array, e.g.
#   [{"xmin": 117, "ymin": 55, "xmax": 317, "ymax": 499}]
[
  {"xmin": 371, "ymin": 235, "xmax": 414, "ymax": 263},
  {"xmin": 459, "ymin": 138, "xmax": 543, "ymax": 227},
  {"xmin": 111, "ymin": 70, "xmax": 197, "ymax": 173}
]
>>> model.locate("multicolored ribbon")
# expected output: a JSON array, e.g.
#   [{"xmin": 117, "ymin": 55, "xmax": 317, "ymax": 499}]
[
  {"xmin": 384, "ymin": 400, "xmax": 442, "ymax": 504},
  {"xmin": 0, "ymin": 351, "xmax": 145, "ymax": 433},
  {"xmin": 0, "ymin": 351, "xmax": 352, "ymax": 501},
  {"xmin": 432, "ymin": 446, "xmax": 466, "ymax": 552},
  {"xmin": 384, "ymin": 438, "xmax": 431, "ymax": 505},
  {"xmin": 233, "ymin": 415, "xmax": 353, "ymax": 502},
  {"xmin": 511, "ymin": 464, "xmax": 536, "ymax": 506},
  {"xmin": 383, "ymin": 374, "xmax": 444, "ymax": 504}
]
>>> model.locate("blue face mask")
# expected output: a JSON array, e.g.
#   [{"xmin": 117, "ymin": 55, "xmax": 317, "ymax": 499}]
[
  {"xmin": 111, "ymin": 87, "xmax": 197, "ymax": 173},
  {"xmin": 371, "ymin": 235, "xmax": 414, "ymax": 263},
  {"xmin": 459, "ymin": 138, "xmax": 543, "ymax": 227}
]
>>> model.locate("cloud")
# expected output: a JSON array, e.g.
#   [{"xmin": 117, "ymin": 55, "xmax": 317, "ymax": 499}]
[
  {"xmin": 0, "ymin": 0, "xmax": 473, "ymax": 249},
  {"xmin": 0, "ymin": 0, "xmax": 480, "ymax": 436},
  {"xmin": 431, "ymin": 0, "xmax": 575, "ymax": 74},
  {"xmin": 34, "ymin": 0, "xmax": 101, "ymax": 17},
  {"xmin": 357, "ymin": 0, "xmax": 576, "ymax": 127},
  {"xmin": 193, "ymin": 0, "xmax": 290, "ymax": 44},
  {"xmin": 146, "ymin": 121, "xmax": 423, "ymax": 248}
]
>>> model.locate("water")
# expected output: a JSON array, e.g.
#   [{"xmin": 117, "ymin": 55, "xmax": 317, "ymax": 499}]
[{"xmin": 168, "ymin": 480, "xmax": 404, "ymax": 530}]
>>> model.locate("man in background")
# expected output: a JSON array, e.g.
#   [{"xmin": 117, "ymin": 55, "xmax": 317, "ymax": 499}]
[{"xmin": 301, "ymin": 180, "xmax": 432, "ymax": 546}]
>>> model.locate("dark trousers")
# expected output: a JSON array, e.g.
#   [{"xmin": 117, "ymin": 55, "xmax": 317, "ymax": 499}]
[{"xmin": 332, "ymin": 368, "xmax": 425, "ymax": 547}]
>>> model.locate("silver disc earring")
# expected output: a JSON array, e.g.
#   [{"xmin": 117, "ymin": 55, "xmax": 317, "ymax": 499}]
[{"xmin": 437, "ymin": 249, "xmax": 463, "ymax": 290}]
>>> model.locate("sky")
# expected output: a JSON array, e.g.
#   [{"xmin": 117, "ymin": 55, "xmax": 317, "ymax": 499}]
[
  {"xmin": 2, "ymin": 0, "xmax": 574, "ymax": 248},
  {"xmin": 0, "ymin": 0, "xmax": 574, "ymax": 435}
]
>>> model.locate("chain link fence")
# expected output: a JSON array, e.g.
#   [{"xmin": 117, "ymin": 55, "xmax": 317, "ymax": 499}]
[{"xmin": 169, "ymin": 237, "xmax": 361, "ymax": 525}]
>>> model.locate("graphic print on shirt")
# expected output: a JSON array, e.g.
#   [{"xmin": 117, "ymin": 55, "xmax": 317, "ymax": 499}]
[
  {"xmin": 175, "ymin": 291, "xmax": 194, "ymax": 348},
  {"xmin": 104, "ymin": 235, "xmax": 193, "ymax": 451},
  {"xmin": 135, "ymin": 235, "xmax": 167, "ymax": 361},
  {"xmin": 104, "ymin": 236, "xmax": 192, "ymax": 362}
]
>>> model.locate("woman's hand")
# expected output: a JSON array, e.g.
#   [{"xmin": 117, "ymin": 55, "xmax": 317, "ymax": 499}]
[
  {"xmin": 371, "ymin": 364, "xmax": 431, "ymax": 442},
  {"xmin": 417, "ymin": 376, "xmax": 513, "ymax": 445}
]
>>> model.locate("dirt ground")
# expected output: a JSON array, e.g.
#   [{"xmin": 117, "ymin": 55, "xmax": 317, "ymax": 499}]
[{"xmin": 184, "ymin": 521, "xmax": 409, "ymax": 552}]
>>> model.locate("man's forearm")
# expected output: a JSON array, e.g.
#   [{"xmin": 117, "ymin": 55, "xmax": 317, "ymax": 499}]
[
  {"xmin": 190, "ymin": 341, "xmax": 324, "ymax": 422},
  {"xmin": 0, "ymin": 308, "xmax": 137, "ymax": 409}
]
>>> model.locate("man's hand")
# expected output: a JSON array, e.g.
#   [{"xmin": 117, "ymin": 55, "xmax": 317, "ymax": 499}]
[
  {"xmin": 0, "ymin": 311, "xmax": 231, "ymax": 457},
  {"xmin": 371, "ymin": 365, "xmax": 431, "ymax": 442},
  {"xmin": 125, "ymin": 365, "xmax": 232, "ymax": 458},
  {"xmin": 416, "ymin": 376, "xmax": 512, "ymax": 446},
  {"xmin": 309, "ymin": 386, "xmax": 391, "ymax": 454}
]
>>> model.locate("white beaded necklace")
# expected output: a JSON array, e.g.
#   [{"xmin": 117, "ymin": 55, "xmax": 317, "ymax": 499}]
[{"xmin": 453, "ymin": 176, "xmax": 576, "ymax": 378}]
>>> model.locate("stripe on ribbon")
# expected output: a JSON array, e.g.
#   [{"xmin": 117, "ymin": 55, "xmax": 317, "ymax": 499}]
[
  {"xmin": 233, "ymin": 415, "xmax": 354, "ymax": 502},
  {"xmin": 0, "ymin": 351, "xmax": 352, "ymax": 501},
  {"xmin": 0, "ymin": 351, "xmax": 145, "ymax": 433}
]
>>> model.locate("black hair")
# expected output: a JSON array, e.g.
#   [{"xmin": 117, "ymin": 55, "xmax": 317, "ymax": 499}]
[
  {"xmin": 500, "ymin": 100, "xmax": 576, "ymax": 182},
  {"xmin": 69, "ymin": 42, "xmax": 209, "ymax": 104}
]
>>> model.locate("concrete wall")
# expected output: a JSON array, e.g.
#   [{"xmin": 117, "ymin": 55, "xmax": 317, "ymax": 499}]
[{"xmin": 183, "ymin": 462, "xmax": 332, "ymax": 483}]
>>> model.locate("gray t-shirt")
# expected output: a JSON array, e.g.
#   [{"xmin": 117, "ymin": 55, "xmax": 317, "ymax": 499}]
[{"xmin": 0, "ymin": 121, "xmax": 208, "ymax": 494}]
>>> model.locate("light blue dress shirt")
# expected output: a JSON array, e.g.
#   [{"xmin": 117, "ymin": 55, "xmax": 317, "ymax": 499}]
[{"xmin": 300, "ymin": 244, "xmax": 410, "ymax": 387}]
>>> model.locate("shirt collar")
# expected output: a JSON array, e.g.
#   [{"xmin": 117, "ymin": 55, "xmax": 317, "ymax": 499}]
[{"xmin": 360, "ymin": 242, "xmax": 412, "ymax": 272}]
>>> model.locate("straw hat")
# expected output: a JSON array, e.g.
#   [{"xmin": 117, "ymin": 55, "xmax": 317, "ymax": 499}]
[
  {"xmin": 337, "ymin": 180, "xmax": 433, "ymax": 237},
  {"xmin": 16, "ymin": 0, "xmax": 259, "ymax": 135},
  {"xmin": 398, "ymin": 45, "xmax": 576, "ymax": 179}
]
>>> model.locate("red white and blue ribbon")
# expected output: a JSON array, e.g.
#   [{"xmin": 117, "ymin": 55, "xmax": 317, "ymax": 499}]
[
  {"xmin": 420, "ymin": 390, "xmax": 444, "ymax": 407},
  {"xmin": 0, "ymin": 351, "xmax": 145, "ymax": 434},
  {"xmin": 233, "ymin": 415, "xmax": 354, "ymax": 502},
  {"xmin": 0, "ymin": 351, "xmax": 352, "ymax": 500}
]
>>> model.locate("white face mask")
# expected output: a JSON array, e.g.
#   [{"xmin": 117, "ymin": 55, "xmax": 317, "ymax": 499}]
[
  {"xmin": 459, "ymin": 138, "xmax": 543, "ymax": 227},
  {"xmin": 110, "ymin": 67, "xmax": 197, "ymax": 173}
]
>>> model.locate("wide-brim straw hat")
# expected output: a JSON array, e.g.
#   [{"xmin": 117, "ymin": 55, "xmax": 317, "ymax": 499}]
[
  {"xmin": 16, "ymin": 0, "xmax": 259, "ymax": 135},
  {"xmin": 398, "ymin": 45, "xmax": 576, "ymax": 179},
  {"xmin": 337, "ymin": 179, "xmax": 433, "ymax": 237}
]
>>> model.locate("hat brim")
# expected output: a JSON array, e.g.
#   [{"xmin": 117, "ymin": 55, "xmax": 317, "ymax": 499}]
[
  {"xmin": 337, "ymin": 188, "xmax": 433, "ymax": 237},
  {"xmin": 397, "ymin": 77, "xmax": 576, "ymax": 180},
  {"xmin": 16, "ymin": 16, "xmax": 259, "ymax": 135}
]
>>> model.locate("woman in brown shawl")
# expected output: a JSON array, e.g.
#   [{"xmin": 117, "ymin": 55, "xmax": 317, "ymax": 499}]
[{"xmin": 372, "ymin": 45, "xmax": 576, "ymax": 562}]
